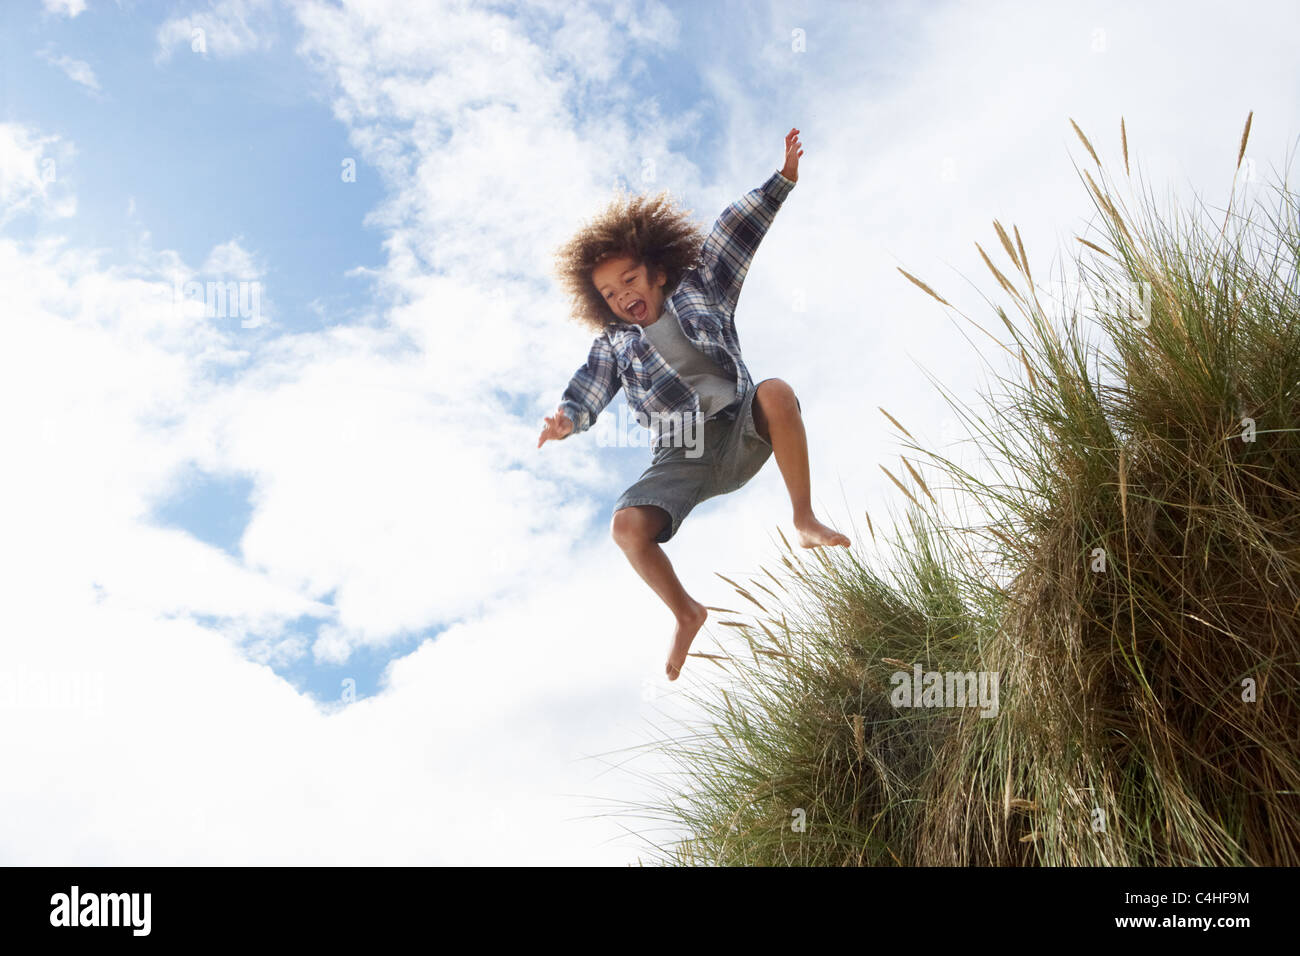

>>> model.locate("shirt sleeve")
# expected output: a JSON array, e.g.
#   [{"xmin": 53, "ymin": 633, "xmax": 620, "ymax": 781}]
[
  {"xmin": 557, "ymin": 332, "xmax": 622, "ymax": 436},
  {"xmin": 696, "ymin": 170, "xmax": 796, "ymax": 318}
]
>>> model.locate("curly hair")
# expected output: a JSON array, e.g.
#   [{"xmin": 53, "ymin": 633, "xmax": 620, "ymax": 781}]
[{"xmin": 552, "ymin": 186, "xmax": 707, "ymax": 334}]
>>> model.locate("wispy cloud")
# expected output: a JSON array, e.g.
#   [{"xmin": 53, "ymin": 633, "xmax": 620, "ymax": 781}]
[
  {"xmin": 42, "ymin": 0, "xmax": 87, "ymax": 17},
  {"xmin": 0, "ymin": 122, "xmax": 76, "ymax": 224},
  {"xmin": 155, "ymin": 0, "xmax": 276, "ymax": 62},
  {"xmin": 200, "ymin": 237, "xmax": 262, "ymax": 277},
  {"xmin": 37, "ymin": 45, "xmax": 104, "ymax": 96}
]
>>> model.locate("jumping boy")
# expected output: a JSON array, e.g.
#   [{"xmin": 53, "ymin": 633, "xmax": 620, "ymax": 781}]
[{"xmin": 538, "ymin": 128, "xmax": 849, "ymax": 680}]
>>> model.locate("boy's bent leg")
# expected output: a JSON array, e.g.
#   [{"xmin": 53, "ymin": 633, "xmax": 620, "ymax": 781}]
[
  {"xmin": 752, "ymin": 379, "xmax": 851, "ymax": 548},
  {"xmin": 610, "ymin": 505, "xmax": 708, "ymax": 681}
]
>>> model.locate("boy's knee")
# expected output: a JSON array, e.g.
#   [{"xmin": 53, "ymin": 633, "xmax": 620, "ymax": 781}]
[
  {"xmin": 757, "ymin": 378, "xmax": 800, "ymax": 416},
  {"xmin": 611, "ymin": 506, "xmax": 666, "ymax": 549}
]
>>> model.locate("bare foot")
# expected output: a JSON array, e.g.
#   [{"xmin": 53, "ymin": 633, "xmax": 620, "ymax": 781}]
[
  {"xmin": 794, "ymin": 515, "xmax": 851, "ymax": 548},
  {"xmin": 666, "ymin": 600, "xmax": 708, "ymax": 681}
]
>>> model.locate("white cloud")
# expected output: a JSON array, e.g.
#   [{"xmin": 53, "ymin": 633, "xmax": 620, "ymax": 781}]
[
  {"xmin": 200, "ymin": 237, "xmax": 262, "ymax": 276},
  {"xmin": 37, "ymin": 47, "xmax": 103, "ymax": 95},
  {"xmin": 42, "ymin": 0, "xmax": 87, "ymax": 17},
  {"xmin": 155, "ymin": 0, "xmax": 275, "ymax": 62},
  {"xmin": 0, "ymin": 123, "xmax": 76, "ymax": 225}
]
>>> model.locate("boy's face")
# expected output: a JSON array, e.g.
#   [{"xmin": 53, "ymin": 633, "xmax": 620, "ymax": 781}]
[{"xmin": 592, "ymin": 254, "xmax": 666, "ymax": 325}]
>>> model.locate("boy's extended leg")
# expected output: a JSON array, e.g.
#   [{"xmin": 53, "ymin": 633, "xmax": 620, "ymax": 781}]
[
  {"xmin": 611, "ymin": 505, "xmax": 708, "ymax": 681},
  {"xmin": 752, "ymin": 379, "xmax": 851, "ymax": 548}
]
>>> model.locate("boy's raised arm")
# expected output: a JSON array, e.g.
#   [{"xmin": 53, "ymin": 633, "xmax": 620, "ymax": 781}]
[{"xmin": 697, "ymin": 128, "xmax": 802, "ymax": 317}]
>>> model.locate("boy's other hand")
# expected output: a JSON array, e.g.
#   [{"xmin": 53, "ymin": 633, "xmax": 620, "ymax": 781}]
[
  {"xmin": 780, "ymin": 127, "xmax": 802, "ymax": 182},
  {"xmin": 537, "ymin": 409, "xmax": 574, "ymax": 448}
]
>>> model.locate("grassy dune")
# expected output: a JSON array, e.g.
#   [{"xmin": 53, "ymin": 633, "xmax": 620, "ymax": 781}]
[{"xmin": 633, "ymin": 116, "xmax": 1300, "ymax": 866}]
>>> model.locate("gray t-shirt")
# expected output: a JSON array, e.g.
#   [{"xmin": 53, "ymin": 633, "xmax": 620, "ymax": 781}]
[{"xmin": 641, "ymin": 300, "xmax": 738, "ymax": 420}]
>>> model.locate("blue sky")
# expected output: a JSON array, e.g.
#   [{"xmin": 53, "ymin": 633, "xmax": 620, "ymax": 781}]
[
  {"xmin": 5, "ymin": 1, "xmax": 386, "ymax": 331},
  {"xmin": 2, "ymin": 0, "xmax": 1297, "ymax": 865}
]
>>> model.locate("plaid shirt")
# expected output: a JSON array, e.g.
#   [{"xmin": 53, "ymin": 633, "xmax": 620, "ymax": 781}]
[{"xmin": 557, "ymin": 169, "xmax": 796, "ymax": 449}]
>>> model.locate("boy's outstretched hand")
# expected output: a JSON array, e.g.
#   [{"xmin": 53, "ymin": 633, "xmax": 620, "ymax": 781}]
[
  {"xmin": 537, "ymin": 409, "xmax": 574, "ymax": 448},
  {"xmin": 781, "ymin": 127, "xmax": 803, "ymax": 182}
]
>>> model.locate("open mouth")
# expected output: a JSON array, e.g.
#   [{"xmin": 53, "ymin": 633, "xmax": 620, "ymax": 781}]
[{"xmin": 626, "ymin": 298, "xmax": 647, "ymax": 320}]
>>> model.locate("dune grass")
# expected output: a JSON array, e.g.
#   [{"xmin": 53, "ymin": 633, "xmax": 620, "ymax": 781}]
[{"xmin": 627, "ymin": 115, "xmax": 1300, "ymax": 866}]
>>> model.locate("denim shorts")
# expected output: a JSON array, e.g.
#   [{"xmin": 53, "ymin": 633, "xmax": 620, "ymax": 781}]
[{"xmin": 613, "ymin": 378, "xmax": 800, "ymax": 543}]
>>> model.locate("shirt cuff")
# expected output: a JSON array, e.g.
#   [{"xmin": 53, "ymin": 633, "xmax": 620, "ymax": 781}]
[
  {"xmin": 765, "ymin": 170, "xmax": 796, "ymax": 203},
  {"xmin": 557, "ymin": 400, "xmax": 588, "ymax": 435}
]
